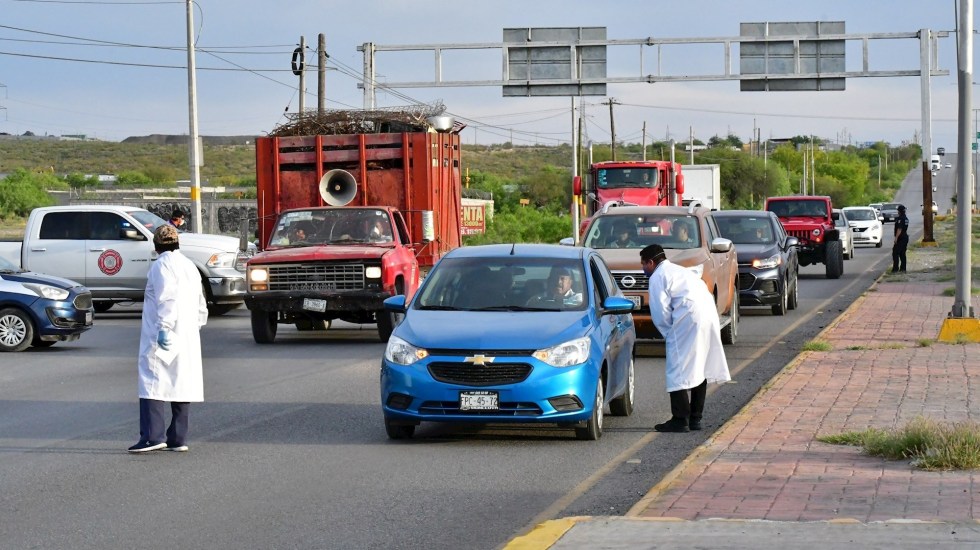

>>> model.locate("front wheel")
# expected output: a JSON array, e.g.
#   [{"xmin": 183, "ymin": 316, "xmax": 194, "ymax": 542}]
[
  {"xmin": 250, "ymin": 310, "xmax": 278, "ymax": 344},
  {"xmin": 384, "ymin": 416, "xmax": 416, "ymax": 440},
  {"xmin": 787, "ymin": 272, "xmax": 799, "ymax": 310},
  {"xmin": 609, "ymin": 357, "xmax": 635, "ymax": 417},
  {"xmin": 575, "ymin": 378, "xmax": 604, "ymax": 440},
  {"xmin": 772, "ymin": 277, "xmax": 789, "ymax": 316},
  {"xmin": 875, "ymin": 240, "xmax": 883, "ymax": 249},
  {"xmin": 0, "ymin": 307, "xmax": 34, "ymax": 352},
  {"xmin": 721, "ymin": 292, "xmax": 738, "ymax": 345},
  {"xmin": 825, "ymin": 241, "xmax": 843, "ymax": 279}
]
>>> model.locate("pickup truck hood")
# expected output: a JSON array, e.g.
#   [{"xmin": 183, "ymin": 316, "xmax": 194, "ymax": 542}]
[
  {"xmin": 179, "ymin": 232, "xmax": 241, "ymax": 254},
  {"xmin": 597, "ymin": 247, "xmax": 707, "ymax": 269},
  {"xmin": 778, "ymin": 216, "xmax": 828, "ymax": 228},
  {"xmin": 249, "ymin": 245, "xmax": 391, "ymax": 265},
  {"xmin": 596, "ymin": 189, "xmax": 664, "ymax": 208}
]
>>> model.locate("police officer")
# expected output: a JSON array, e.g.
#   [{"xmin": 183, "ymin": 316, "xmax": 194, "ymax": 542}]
[{"xmin": 892, "ymin": 204, "xmax": 909, "ymax": 272}]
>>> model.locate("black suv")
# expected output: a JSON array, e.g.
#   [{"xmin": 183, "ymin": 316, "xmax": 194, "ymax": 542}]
[{"xmin": 712, "ymin": 210, "xmax": 800, "ymax": 316}]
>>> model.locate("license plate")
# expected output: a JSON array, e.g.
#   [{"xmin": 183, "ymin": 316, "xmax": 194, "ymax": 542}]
[
  {"xmin": 460, "ymin": 391, "xmax": 498, "ymax": 411},
  {"xmin": 625, "ymin": 295, "xmax": 641, "ymax": 309},
  {"xmin": 85, "ymin": 311, "xmax": 93, "ymax": 324},
  {"xmin": 303, "ymin": 298, "xmax": 327, "ymax": 312}
]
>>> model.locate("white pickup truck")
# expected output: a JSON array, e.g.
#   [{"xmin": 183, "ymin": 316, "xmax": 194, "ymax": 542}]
[{"xmin": 0, "ymin": 205, "xmax": 249, "ymax": 314}]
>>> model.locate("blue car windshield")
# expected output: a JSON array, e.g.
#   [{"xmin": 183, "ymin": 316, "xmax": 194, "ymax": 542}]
[{"xmin": 415, "ymin": 257, "xmax": 588, "ymax": 311}]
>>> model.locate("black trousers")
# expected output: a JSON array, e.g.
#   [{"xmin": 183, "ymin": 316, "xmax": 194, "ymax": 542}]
[
  {"xmin": 892, "ymin": 236, "xmax": 908, "ymax": 272},
  {"xmin": 669, "ymin": 379, "xmax": 708, "ymax": 421},
  {"xmin": 139, "ymin": 398, "xmax": 190, "ymax": 446}
]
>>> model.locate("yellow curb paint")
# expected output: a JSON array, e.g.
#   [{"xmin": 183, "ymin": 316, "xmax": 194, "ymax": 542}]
[
  {"xmin": 503, "ymin": 517, "xmax": 590, "ymax": 550},
  {"xmin": 827, "ymin": 518, "xmax": 862, "ymax": 524},
  {"xmin": 938, "ymin": 318, "xmax": 980, "ymax": 343}
]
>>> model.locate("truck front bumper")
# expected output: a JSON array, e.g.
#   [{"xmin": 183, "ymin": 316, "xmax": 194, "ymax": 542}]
[
  {"xmin": 206, "ymin": 269, "xmax": 248, "ymax": 304},
  {"xmin": 244, "ymin": 289, "xmax": 392, "ymax": 314}
]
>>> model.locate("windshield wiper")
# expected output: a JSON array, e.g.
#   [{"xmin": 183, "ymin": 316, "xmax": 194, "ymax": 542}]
[
  {"xmin": 471, "ymin": 305, "xmax": 552, "ymax": 312},
  {"xmin": 417, "ymin": 305, "xmax": 458, "ymax": 311}
]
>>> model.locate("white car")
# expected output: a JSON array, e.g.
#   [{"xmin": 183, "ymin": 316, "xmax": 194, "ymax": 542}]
[
  {"xmin": 945, "ymin": 163, "xmax": 952, "ymax": 169},
  {"xmin": 833, "ymin": 209, "xmax": 853, "ymax": 260},
  {"xmin": 842, "ymin": 206, "xmax": 884, "ymax": 248}
]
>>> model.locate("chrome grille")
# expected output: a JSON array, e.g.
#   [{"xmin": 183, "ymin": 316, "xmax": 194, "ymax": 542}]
[
  {"xmin": 267, "ymin": 263, "xmax": 365, "ymax": 292},
  {"xmin": 428, "ymin": 362, "xmax": 532, "ymax": 386},
  {"xmin": 73, "ymin": 292, "xmax": 93, "ymax": 309},
  {"xmin": 613, "ymin": 272, "xmax": 649, "ymax": 291}
]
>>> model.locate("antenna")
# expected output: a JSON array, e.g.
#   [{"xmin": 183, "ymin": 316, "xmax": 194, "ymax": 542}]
[{"xmin": 510, "ymin": 243, "xmax": 516, "ymax": 255}]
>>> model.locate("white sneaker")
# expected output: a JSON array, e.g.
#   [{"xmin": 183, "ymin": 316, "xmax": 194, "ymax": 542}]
[{"xmin": 165, "ymin": 445, "xmax": 189, "ymax": 452}]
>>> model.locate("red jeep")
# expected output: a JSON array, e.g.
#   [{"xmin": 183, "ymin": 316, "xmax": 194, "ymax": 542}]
[{"xmin": 764, "ymin": 196, "xmax": 843, "ymax": 279}]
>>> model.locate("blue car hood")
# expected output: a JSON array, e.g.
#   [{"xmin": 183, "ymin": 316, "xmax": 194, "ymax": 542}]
[
  {"xmin": 1, "ymin": 270, "xmax": 83, "ymax": 290},
  {"xmin": 396, "ymin": 310, "xmax": 593, "ymax": 351}
]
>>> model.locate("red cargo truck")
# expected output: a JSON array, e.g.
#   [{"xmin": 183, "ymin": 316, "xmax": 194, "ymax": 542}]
[
  {"xmin": 245, "ymin": 128, "xmax": 462, "ymax": 343},
  {"xmin": 575, "ymin": 160, "xmax": 684, "ymax": 234}
]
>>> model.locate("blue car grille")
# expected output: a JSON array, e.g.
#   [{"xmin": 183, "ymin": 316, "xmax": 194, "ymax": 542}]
[
  {"xmin": 418, "ymin": 401, "xmax": 543, "ymax": 416},
  {"xmin": 73, "ymin": 292, "xmax": 92, "ymax": 309},
  {"xmin": 427, "ymin": 362, "xmax": 532, "ymax": 386}
]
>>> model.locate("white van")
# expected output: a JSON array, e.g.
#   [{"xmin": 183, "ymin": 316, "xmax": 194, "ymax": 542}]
[{"xmin": 931, "ymin": 155, "xmax": 941, "ymax": 170}]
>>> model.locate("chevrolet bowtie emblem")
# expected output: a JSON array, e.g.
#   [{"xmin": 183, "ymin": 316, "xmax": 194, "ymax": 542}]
[{"xmin": 464, "ymin": 355, "xmax": 495, "ymax": 366}]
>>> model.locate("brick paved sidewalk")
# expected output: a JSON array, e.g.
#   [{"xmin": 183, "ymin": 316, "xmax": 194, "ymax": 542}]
[{"xmin": 629, "ymin": 281, "xmax": 980, "ymax": 523}]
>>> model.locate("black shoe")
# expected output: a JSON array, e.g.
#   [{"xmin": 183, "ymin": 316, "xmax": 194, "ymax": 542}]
[
  {"xmin": 128, "ymin": 440, "xmax": 166, "ymax": 453},
  {"xmin": 654, "ymin": 417, "xmax": 690, "ymax": 433},
  {"xmin": 689, "ymin": 419, "xmax": 703, "ymax": 431}
]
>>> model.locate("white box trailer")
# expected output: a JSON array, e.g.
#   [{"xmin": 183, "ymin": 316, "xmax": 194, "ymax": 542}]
[{"xmin": 680, "ymin": 164, "xmax": 721, "ymax": 210}]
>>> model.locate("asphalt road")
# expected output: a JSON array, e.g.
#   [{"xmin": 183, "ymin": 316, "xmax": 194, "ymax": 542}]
[{"xmin": 0, "ymin": 174, "xmax": 921, "ymax": 549}]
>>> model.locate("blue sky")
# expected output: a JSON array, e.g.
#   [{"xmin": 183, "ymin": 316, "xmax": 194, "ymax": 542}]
[{"xmin": 0, "ymin": 0, "xmax": 969, "ymax": 149}]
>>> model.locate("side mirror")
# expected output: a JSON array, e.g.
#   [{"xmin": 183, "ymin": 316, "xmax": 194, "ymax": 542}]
[
  {"xmin": 383, "ymin": 295, "xmax": 407, "ymax": 313},
  {"xmin": 709, "ymin": 237, "xmax": 733, "ymax": 253},
  {"xmin": 602, "ymin": 296, "xmax": 635, "ymax": 314},
  {"xmin": 786, "ymin": 236, "xmax": 799, "ymax": 248},
  {"xmin": 559, "ymin": 237, "xmax": 575, "ymax": 246},
  {"xmin": 122, "ymin": 228, "xmax": 143, "ymax": 240}
]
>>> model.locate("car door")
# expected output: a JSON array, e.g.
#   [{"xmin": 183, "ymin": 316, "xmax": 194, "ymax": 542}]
[
  {"xmin": 589, "ymin": 254, "xmax": 631, "ymax": 397},
  {"xmin": 703, "ymin": 215, "xmax": 736, "ymax": 317},
  {"xmin": 30, "ymin": 211, "xmax": 87, "ymax": 283},
  {"xmin": 84, "ymin": 210, "xmax": 153, "ymax": 297}
]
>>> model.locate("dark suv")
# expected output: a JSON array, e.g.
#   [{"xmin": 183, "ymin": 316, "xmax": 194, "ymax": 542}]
[
  {"xmin": 880, "ymin": 203, "xmax": 904, "ymax": 223},
  {"xmin": 765, "ymin": 196, "xmax": 843, "ymax": 279},
  {"xmin": 713, "ymin": 210, "xmax": 800, "ymax": 315}
]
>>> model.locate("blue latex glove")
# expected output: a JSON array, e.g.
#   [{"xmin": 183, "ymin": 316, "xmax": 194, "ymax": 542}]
[{"xmin": 157, "ymin": 329, "xmax": 174, "ymax": 351}]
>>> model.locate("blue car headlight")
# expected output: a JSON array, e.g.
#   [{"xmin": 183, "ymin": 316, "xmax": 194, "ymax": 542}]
[
  {"xmin": 533, "ymin": 337, "xmax": 591, "ymax": 367},
  {"xmin": 384, "ymin": 335, "xmax": 429, "ymax": 366},
  {"xmin": 751, "ymin": 254, "xmax": 782, "ymax": 270},
  {"xmin": 23, "ymin": 283, "xmax": 69, "ymax": 301}
]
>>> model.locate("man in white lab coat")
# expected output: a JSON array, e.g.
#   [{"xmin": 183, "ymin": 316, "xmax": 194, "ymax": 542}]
[
  {"xmin": 128, "ymin": 224, "xmax": 208, "ymax": 453},
  {"xmin": 641, "ymin": 244, "xmax": 731, "ymax": 433}
]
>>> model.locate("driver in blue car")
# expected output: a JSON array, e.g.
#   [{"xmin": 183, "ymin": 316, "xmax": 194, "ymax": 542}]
[{"xmin": 528, "ymin": 268, "xmax": 583, "ymax": 306}]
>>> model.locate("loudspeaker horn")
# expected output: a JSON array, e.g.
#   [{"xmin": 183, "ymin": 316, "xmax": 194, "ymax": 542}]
[{"xmin": 319, "ymin": 169, "xmax": 358, "ymax": 206}]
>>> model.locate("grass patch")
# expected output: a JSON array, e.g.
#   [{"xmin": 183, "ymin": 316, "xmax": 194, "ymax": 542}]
[
  {"xmin": 917, "ymin": 338, "xmax": 935, "ymax": 347},
  {"xmin": 845, "ymin": 345, "xmax": 868, "ymax": 351},
  {"xmin": 818, "ymin": 417, "xmax": 980, "ymax": 470},
  {"xmin": 877, "ymin": 342, "xmax": 906, "ymax": 349},
  {"xmin": 942, "ymin": 287, "xmax": 980, "ymax": 296},
  {"xmin": 802, "ymin": 340, "xmax": 832, "ymax": 352},
  {"xmin": 935, "ymin": 273, "xmax": 955, "ymax": 282}
]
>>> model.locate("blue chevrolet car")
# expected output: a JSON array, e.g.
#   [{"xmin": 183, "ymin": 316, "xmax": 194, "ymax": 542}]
[
  {"xmin": 0, "ymin": 256, "xmax": 94, "ymax": 352},
  {"xmin": 380, "ymin": 244, "xmax": 636, "ymax": 440}
]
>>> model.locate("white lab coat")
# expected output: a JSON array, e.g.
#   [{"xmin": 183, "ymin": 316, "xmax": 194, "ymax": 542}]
[
  {"xmin": 137, "ymin": 250, "xmax": 208, "ymax": 402},
  {"xmin": 647, "ymin": 260, "xmax": 731, "ymax": 392}
]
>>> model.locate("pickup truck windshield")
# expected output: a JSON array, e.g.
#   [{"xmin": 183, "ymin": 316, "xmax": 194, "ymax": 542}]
[
  {"xmin": 269, "ymin": 208, "xmax": 394, "ymax": 247},
  {"xmin": 585, "ymin": 214, "xmax": 700, "ymax": 250}
]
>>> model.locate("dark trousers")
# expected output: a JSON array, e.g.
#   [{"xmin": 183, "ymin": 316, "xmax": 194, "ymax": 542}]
[
  {"xmin": 669, "ymin": 379, "xmax": 707, "ymax": 421},
  {"xmin": 139, "ymin": 398, "xmax": 190, "ymax": 446},
  {"xmin": 892, "ymin": 236, "xmax": 908, "ymax": 272}
]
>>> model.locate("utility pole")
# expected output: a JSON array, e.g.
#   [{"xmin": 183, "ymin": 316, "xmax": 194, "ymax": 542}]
[
  {"xmin": 184, "ymin": 0, "xmax": 202, "ymax": 233},
  {"xmin": 318, "ymin": 33, "xmax": 326, "ymax": 114},
  {"xmin": 298, "ymin": 36, "xmax": 306, "ymax": 114},
  {"xmin": 689, "ymin": 126, "xmax": 694, "ymax": 164},
  {"xmin": 642, "ymin": 121, "xmax": 647, "ymax": 161},
  {"xmin": 604, "ymin": 98, "xmax": 617, "ymax": 161}
]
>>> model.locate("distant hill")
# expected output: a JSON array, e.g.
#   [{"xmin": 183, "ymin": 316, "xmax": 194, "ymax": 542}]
[{"xmin": 122, "ymin": 134, "xmax": 259, "ymax": 146}]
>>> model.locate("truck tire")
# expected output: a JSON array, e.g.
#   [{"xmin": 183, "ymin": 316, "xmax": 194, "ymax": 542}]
[
  {"xmin": 825, "ymin": 241, "xmax": 843, "ymax": 279},
  {"xmin": 721, "ymin": 292, "xmax": 738, "ymax": 345},
  {"xmin": 251, "ymin": 310, "xmax": 278, "ymax": 344},
  {"xmin": 377, "ymin": 311, "xmax": 397, "ymax": 343},
  {"xmin": 0, "ymin": 307, "xmax": 34, "ymax": 352}
]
